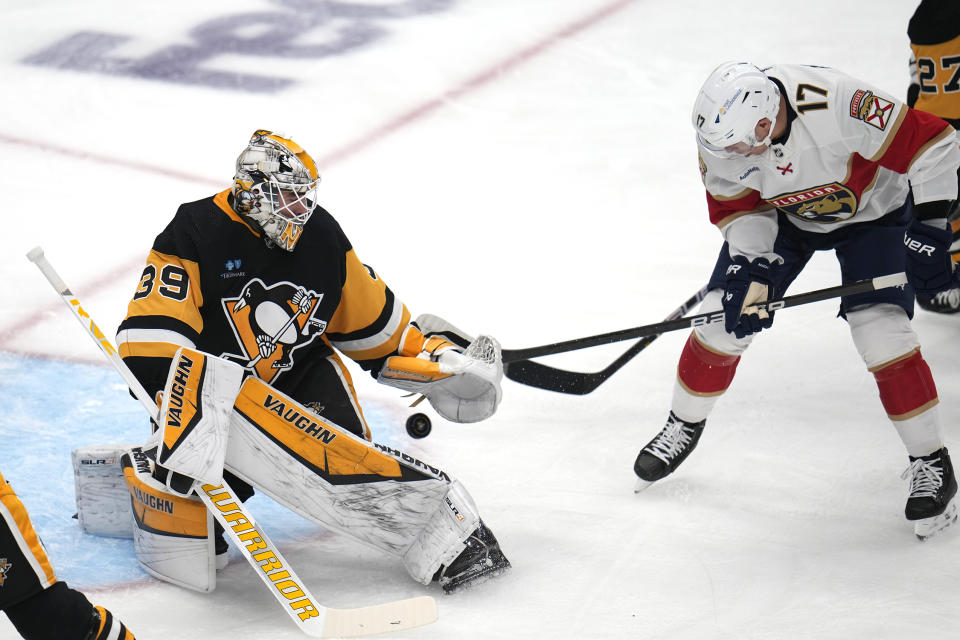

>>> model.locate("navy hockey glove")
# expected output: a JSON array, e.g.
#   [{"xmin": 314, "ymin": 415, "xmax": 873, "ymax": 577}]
[
  {"xmin": 904, "ymin": 218, "xmax": 959, "ymax": 296},
  {"xmin": 722, "ymin": 255, "xmax": 775, "ymax": 339}
]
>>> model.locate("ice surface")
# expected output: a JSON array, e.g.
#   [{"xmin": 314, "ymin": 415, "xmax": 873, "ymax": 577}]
[{"xmin": 1, "ymin": 1, "xmax": 957, "ymax": 638}]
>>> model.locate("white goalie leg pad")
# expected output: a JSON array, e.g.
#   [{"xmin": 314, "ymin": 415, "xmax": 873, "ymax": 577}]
[
  {"xmin": 226, "ymin": 377, "xmax": 455, "ymax": 566},
  {"xmin": 72, "ymin": 445, "xmax": 137, "ymax": 538},
  {"xmin": 156, "ymin": 347, "xmax": 244, "ymax": 491},
  {"xmin": 122, "ymin": 447, "xmax": 216, "ymax": 593},
  {"xmin": 402, "ymin": 479, "xmax": 481, "ymax": 584}
]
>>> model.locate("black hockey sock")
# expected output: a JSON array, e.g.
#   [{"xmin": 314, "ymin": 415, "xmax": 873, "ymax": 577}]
[{"xmin": 5, "ymin": 581, "xmax": 94, "ymax": 640}]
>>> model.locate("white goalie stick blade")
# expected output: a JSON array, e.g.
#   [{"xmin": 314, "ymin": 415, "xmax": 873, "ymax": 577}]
[
  {"xmin": 27, "ymin": 247, "xmax": 439, "ymax": 638},
  {"xmin": 914, "ymin": 500, "xmax": 958, "ymax": 541},
  {"xmin": 321, "ymin": 598, "xmax": 440, "ymax": 638}
]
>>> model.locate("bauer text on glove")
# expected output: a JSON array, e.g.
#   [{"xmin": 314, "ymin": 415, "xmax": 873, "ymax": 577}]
[{"xmin": 722, "ymin": 255, "xmax": 776, "ymax": 339}]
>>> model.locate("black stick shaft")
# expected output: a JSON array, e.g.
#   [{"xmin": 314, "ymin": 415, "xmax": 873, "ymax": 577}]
[
  {"xmin": 502, "ymin": 273, "xmax": 906, "ymax": 363},
  {"xmin": 502, "ymin": 286, "xmax": 708, "ymax": 394}
]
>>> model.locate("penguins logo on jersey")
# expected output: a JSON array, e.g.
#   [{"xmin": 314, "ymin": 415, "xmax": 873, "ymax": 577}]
[
  {"xmin": 221, "ymin": 278, "xmax": 327, "ymax": 383},
  {"xmin": 0, "ymin": 557, "xmax": 11, "ymax": 586},
  {"xmin": 769, "ymin": 183, "xmax": 859, "ymax": 223},
  {"xmin": 850, "ymin": 89, "xmax": 894, "ymax": 131}
]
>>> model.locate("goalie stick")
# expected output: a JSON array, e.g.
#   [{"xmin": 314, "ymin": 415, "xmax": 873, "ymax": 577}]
[
  {"xmin": 502, "ymin": 272, "xmax": 908, "ymax": 362},
  {"xmin": 503, "ymin": 286, "xmax": 708, "ymax": 395},
  {"xmin": 26, "ymin": 247, "xmax": 438, "ymax": 638}
]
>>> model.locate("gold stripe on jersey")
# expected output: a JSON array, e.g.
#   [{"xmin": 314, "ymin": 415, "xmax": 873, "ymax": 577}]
[
  {"xmin": 236, "ymin": 378, "xmax": 403, "ymax": 478},
  {"xmin": 709, "ymin": 186, "xmax": 755, "ymax": 202},
  {"xmin": 92, "ymin": 605, "xmax": 136, "ymax": 640},
  {"xmin": 123, "ymin": 467, "xmax": 208, "ymax": 538},
  {"xmin": 124, "ymin": 250, "xmax": 205, "ymax": 333},
  {"xmin": 912, "ymin": 35, "xmax": 960, "ymax": 119},
  {"xmin": 117, "ymin": 339, "xmax": 184, "ymax": 360},
  {"xmin": 865, "ymin": 107, "xmax": 909, "ymax": 164},
  {"xmin": 327, "ymin": 250, "xmax": 411, "ymax": 361},
  {"xmin": 336, "ymin": 306, "xmax": 411, "ymax": 363},
  {"xmin": 0, "ymin": 471, "xmax": 57, "ymax": 588}
]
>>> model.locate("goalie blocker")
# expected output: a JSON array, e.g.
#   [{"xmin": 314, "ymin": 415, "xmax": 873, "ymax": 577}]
[{"xmin": 77, "ymin": 346, "xmax": 510, "ymax": 593}]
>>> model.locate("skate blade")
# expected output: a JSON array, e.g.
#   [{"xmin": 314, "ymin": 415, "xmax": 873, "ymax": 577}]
[
  {"xmin": 442, "ymin": 563, "xmax": 511, "ymax": 595},
  {"xmin": 634, "ymin": 477, "xmax": 655, "ymax": 493},
  {"xmin": 915, "ymin": 500, "xmax": 959, "ymax": 540}
]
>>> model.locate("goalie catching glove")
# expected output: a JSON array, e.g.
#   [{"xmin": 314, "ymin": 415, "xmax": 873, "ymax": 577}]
[{"xmin": 378, "ymin": 320, "xmax": 503, "ymax": 423}]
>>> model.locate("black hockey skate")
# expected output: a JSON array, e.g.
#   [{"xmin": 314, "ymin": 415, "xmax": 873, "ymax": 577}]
[
  {"xmin": 902, "ymin": 447, "xmax": 958, "ymax": 540},
  {"xmin": 634, "ymin": 411, "xmax": 705, "ymax": 493},
  {"xmin": 433, "ymin": 520, "xmax": 510, "ymax": 594},
  {"xmin": 916, "ymin": 288, "xmax": 960, "ymax": 314}
]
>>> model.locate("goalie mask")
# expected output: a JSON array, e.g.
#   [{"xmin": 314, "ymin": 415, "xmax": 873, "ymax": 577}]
[
  {"xmin": 232, "ymin": 130, "xmax": 320, "ymax": 251},
  {"xmin": 692, "ymin": 62, "xmax": 780, "ymax": 159}
]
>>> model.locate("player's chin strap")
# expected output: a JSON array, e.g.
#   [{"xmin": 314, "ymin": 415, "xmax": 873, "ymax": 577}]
[{"xmin": 27, "ymin": 246, "xmax": 438, "ymax": 639}]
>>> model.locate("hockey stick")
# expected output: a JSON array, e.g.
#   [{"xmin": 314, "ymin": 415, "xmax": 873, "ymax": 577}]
[
  {"xmin": 503, "ymin": 286, "xmax": 708, "ymax": 395},
  {"xmin": 26, "ymin": 247, "xmax": 438, "ymax": 638},
  {"xmin": 502, "ymin": 272, "xmax": 908, "ymax": 362}
]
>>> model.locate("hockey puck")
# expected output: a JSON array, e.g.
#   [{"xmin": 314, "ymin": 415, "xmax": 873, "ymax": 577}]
[{"xmin": 405, "ymin": 413, "xmax": 432, "ymax": 438}]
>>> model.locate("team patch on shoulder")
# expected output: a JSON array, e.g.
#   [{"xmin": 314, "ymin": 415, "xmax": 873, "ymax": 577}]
[
  {"xmin": 850, "ymin": 89, "xmax": 894, "ymax": 131},
  {"xmin": 768, "ymin": 183, "xmax": 859, "ymax": 223}
]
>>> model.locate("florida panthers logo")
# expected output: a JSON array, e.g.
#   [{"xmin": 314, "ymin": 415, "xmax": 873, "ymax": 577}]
[
  {"xmin": 850, "ymin": 89, "xmax": 894, "ymax": 131},
  {"xmin": 0, "ymin": 557, "xmax": 11, "ymax": 586},
  {"xmin": 769, "ymin": 183, "xmax": 859, "ymax": 223},
  {"xmin": 221, "ymin": 278, "xmax": 327, "ymax": 383}
]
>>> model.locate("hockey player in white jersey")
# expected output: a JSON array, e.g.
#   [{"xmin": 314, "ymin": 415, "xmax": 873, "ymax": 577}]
[{"xmin": 633, "ymin": 62, "xmax": 959, "ymax": 539}]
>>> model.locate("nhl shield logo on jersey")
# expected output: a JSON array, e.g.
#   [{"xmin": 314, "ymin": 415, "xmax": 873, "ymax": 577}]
[
  {"xmin": 0, "ymin": 557, "xmax": 11, "ymax": 586},
  {"xmin": 769, "ymin": 183, "xmax": 859, "ymax": 223},
  {"xmin": 222, "ymin": 278, "xmax": 327, "ymax": 383},
  {"xmin": 850, "ymin": 89, "xmax": 894, "ymax": 131}
]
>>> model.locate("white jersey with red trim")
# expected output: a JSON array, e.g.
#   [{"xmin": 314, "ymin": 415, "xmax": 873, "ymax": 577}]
[{"xmin": 697, "ymin": 64, "xmax": 960, "ymax": 254}]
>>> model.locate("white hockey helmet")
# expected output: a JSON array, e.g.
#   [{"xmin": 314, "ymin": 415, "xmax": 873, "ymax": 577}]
[
  {"xmin": 232, "ymin": 130, "xmax": 320, "ymax": 251},
  {"xmin": 691, "ymin": 62, "xmax": 780, "ymax": 158}
]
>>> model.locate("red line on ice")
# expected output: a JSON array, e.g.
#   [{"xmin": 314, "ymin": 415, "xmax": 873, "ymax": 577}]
[{"xmin": 0, "ymin": 0, "xmax": 638, "ymax": 357}]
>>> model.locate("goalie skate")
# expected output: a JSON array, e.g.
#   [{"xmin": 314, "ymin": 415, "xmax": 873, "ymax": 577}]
[
  {"xmin": 902, "ymin": 447, "xmax": 958, "ymax": 540},
  {"xmin": 433, "ymin": 520, "xmax": 510, "ymax": 594}
]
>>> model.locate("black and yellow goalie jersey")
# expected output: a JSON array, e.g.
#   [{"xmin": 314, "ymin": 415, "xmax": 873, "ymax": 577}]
[{"xmin": 117, "ymin": 189, "xmax": 412, "ymax": 402}]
